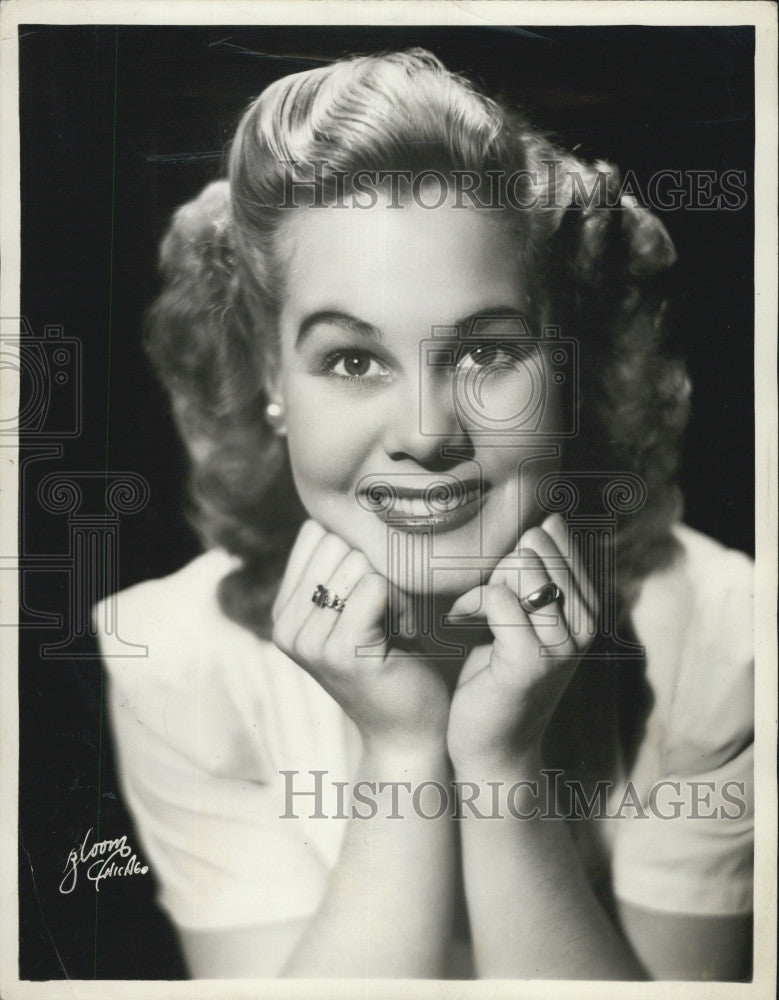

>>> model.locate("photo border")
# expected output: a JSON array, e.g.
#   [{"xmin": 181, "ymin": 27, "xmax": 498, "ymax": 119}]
[{"xmin": 1, "ymin": 2, "xmax": 776, "ymax": 998}]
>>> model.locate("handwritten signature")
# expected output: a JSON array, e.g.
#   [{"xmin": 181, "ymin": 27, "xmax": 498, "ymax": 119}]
[{"xmin": 59, "ymin": 828, "xmax": 149, "ymax": 894}]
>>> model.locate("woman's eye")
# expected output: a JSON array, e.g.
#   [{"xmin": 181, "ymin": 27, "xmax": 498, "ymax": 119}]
[
  {"xmin": 457, "ymin": 342, "xmax": 513, "ymax": 370},
  {"xmin": 327, "ymin": 351, "xmax": 390, "ymax": 381}
]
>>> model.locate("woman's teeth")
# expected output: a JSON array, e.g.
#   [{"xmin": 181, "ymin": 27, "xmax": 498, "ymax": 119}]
[{"xmin": 393, "ymin": 487, "xmax": 481, "ymax": 517}]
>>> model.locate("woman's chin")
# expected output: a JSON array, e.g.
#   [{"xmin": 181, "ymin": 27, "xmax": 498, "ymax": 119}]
[
  {"xmin": 362, "ymin": 537, "xmax": 508, "ymax": 600},
  {"xmin": 322, "ymin": 515, "xmax": 513, "ymax": 599},
  {"xmin": 383, "ymin": 566, "xmax": 493, "ymax": 604}
]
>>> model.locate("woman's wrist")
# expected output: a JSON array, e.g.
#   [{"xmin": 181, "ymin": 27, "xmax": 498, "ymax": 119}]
[
  {"xmin": 449, "ymin": 742, "xmax": 545, "ymax": 784},
  {"xmin": 362, "ymin": 734, "xmax": 451, "ymax": 778}
]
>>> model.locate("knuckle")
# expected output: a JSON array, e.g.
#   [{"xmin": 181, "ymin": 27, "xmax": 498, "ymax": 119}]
[
  {"xmin": 517, "ymin": 546, "xmax": 544, "ymax": 570},
  {"xmin": 330, "ymin": 549, "xmax": 370, "ymax": 590},
  {"xmin": 300, "ymin": 518, "xmax": 324, "ymax": 543},
  {"xmin": 292, "ymin": 628, "xmax": 322, "ymax": 667},
  {"xmin": 542, "ymin": 512, "xmax": 563, "ymax": 534},
  {"xmin": 271, "ymin": 619, "xmax": 294, "ymax": 656},
  {"xmin": 323, "ymin": 633, "xmax": 354, "ymax": 672},
  {"xmin": 319, "ymin": 532, "xmax": 351, "ymax": 563},
  {"xmin": 522, "ymin": 527, "xmax": 548, "ymax": 550},
  {"xmin": 350, "ymin": 551, "xmax": 374, "ymax": 577},
  {"xmin": 292, "ymin": 520, "xmax": 323, "ymax": 557},
  {"xmin": 487, "ymin": 582, "xmax": 516, "ymax": 612},
  {"xmin": 354, "ymin": 572, "xmax": 388, "ymax": 608}
]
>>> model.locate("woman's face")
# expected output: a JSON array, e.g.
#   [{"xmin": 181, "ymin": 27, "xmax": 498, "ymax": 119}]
[{"xmin": 274, "ymin": 194, "xmax": 562, "ymax": 598}]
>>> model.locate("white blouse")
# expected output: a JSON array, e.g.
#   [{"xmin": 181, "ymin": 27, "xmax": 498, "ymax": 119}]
[{"xmin": 95, "ymin": 523, "xmax": 753, "ymax": 946}]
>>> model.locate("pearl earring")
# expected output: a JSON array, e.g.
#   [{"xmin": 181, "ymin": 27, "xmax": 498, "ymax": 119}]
[{"xmin": 264, "ymin": 400, "xmax": 286, "ymax": 434}]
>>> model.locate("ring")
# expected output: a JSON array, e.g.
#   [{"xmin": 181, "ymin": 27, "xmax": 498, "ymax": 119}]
[
  {"xmin": 519, "ymin": 581, "xmax": 562, "ymax": 614},
  {"xmin": 311, "ymin": 584, "xmax": 346, "ymax": 613}
]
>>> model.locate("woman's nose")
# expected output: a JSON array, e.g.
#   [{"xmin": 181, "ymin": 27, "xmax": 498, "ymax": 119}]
[{"xmin": 382, "ymin": 372, "xmax": 470, "ymax": 467}]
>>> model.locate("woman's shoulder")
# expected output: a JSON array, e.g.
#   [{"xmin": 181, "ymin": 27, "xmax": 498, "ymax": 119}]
[
  {"xmin": 669, "ymin": 521, "xmax": 753, "ymax": 585},
  {"xmin": 609, "ymin": 525, "xmax": 754, "ymax": 916},
  {"xmin": 96, "ymin": 547, "xmax": 289, "ymax": 673},
  {"xmin": 94, "ymin": 549, "xmax": 262, "ymax": 733},
  {"xmin": 95, "ymin": 550, "xmax": 351, "ymax": 777},
  {"xmin": 96, "ymin": 547, "xmax": 242, "ymax": 643},
  {"xmin": 631, "ymin": 523, "xmax": 753, "ymax": 773},
  {"xmin": 633, "ymin": 522, "xmax": 752, "ymax": 641}
]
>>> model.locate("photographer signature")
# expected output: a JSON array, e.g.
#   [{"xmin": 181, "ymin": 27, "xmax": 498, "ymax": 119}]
[{"xmin": 59, "ymin": 828, "xmax": 149, "ymax": 894}]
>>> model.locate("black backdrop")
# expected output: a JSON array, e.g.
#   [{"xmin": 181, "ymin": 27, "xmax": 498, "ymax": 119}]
[{"xmin": 17, "ymin": 24, "xmax": 754, "ymax": 980}]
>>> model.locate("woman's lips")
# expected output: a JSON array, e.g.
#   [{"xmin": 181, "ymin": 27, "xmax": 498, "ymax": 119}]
[{"xmin": 360, "ymin": 480, "xmax": 490, "ymax": 534}]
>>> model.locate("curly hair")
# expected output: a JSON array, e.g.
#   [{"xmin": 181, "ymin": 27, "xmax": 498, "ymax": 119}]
[{"xmin": 145, "ymin": 49, "xmax": 689, "ymax": 636}]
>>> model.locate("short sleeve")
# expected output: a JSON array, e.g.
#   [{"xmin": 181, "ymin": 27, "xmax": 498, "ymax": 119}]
[
  {"xmin": 609, "ymin": 529, "xmax": 754, "ymax": 916},
  {"xmin": 94, "ymin": 552, "xmax": 348, "ymax": 931},
  {"xmin": 610, "ymin": 740, "xmax": 753, "ymax": 915}
]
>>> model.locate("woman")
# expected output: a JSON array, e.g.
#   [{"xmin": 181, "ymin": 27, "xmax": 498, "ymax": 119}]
[{"xmin": 95, "ymin": 49, "xmax": 753, "ymax": 979}]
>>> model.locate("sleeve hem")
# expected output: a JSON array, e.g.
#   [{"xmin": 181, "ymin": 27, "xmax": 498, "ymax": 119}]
[
  {"xmin": 613, "ymin": 871, "xmax": 753, "ymax": 917},
  {"xmin": 158, "ymin": 891, "xmax": 319, "ymax": 932}
]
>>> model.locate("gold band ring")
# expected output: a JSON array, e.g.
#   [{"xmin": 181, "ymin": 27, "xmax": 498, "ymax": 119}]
[{"xmin": 518, "ymin": 581, "xmax": 562, "ymax": 614}]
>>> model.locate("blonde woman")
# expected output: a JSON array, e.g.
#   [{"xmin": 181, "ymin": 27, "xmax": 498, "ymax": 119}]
[{"xmin": 96, "ymin": 50, "xmax": 753, "ymax": 980}]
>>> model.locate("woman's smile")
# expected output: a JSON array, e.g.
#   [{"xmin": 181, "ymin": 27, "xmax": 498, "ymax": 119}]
[{"xmin": 357, "ymin": 475, "xmax": 489, "ymax": 533}]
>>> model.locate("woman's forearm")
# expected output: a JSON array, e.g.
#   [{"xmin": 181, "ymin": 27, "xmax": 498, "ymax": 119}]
[
  {"xmin": 283, "ymin": 741, "xmax": 455, "ymax": 978},
  {"xmin": 456, "ymin": 754, "xmax": 646, "ymax": 980}
]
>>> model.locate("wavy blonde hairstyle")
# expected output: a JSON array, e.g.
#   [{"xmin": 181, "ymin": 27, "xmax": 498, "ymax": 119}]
[{"xmin": 145, "ymin": 49, "xmax": 689, "ymax": 635}]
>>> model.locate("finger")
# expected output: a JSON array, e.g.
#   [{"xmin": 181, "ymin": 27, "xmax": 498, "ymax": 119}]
[
  {"xmin": 451, "ymin": 584, "xmax": 540, "ymax": 689},
  {"xmin": 448, "ymin": 583, "xmax": 531, "ymax": 650},
  {"xmin": 448, "ymin": 585, "xmax": 488, "ymax": 621},
  {"xmin": 541, "ymin": 513, "xmax": 599, "ymax": 621},
  {"xmin": 292, "ymin": 549, "xmax": 374, "ymax": 664},
  {"xmin": 285, "ymin": 531, "xmax": 351, "ymax": 616},
  {"xmin": 503, "ymin": 549, "xmax": 572, "ymax": 652},
  {"xmin": 520, "ymin": 525, "xmax": 595, "ymax": 646},
  {"xmin": 491, "ymin": 528, "xmax": 576, "ymax": 610},
  {"xmin": 487, "ymin": 542, "xmax": 569, "ymax": 644},
  {"xmin": 324, "ymin": 571, "xmax": 391, "ymax": 667},
  {"xmin": 272, "ymin": 520, "xmax": 326, "ymax": 621},
  {"xmin": 273, "ymin": 532, "xmax": 351, "ymax": 654}
]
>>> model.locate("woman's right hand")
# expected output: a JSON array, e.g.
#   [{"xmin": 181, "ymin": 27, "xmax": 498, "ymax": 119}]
[{"xmin": 271, "ymin": 520, "xmax": 450, "ymax": 757}]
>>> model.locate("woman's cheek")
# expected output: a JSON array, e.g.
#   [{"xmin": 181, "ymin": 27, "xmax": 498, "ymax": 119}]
[{"xmin": 285, "ymin": 394, "xmax": 373, "ymax": 506}]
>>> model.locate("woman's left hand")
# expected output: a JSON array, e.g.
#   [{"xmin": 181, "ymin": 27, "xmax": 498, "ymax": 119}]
[{"xmin": 446, "ymin": 513, "xmax": 598, "ymax": 773}]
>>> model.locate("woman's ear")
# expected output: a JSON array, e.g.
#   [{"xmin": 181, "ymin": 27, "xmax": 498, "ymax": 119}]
[{"xmin": 260, "ymin": 360, "xmax": 287, "ymax": 434}]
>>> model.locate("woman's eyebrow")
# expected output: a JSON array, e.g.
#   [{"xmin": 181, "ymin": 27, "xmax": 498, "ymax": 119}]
[
  {"xmin": 296, "ymin": 306, "xmax": 529, "ymax": 348},
  {"xmin": 296, "ymin": 311, "xmax": 382, "ymax": 347},
  {"xmin": 454, "ymin": 306, "xmax": 529, "ymax": 330}
]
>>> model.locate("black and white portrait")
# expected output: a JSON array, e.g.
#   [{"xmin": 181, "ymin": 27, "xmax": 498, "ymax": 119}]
[{"xmin": 3, "ymin": 4, "xmax": 775, "ymax": 993}]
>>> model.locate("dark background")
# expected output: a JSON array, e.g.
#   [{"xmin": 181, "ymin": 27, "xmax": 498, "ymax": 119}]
[{"xmin": 18, "ymin": 24, "xmax": 754, "ymax": 979}]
